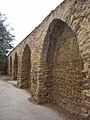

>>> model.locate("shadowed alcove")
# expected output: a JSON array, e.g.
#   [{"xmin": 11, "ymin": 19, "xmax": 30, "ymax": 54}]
[
  {"xmin": 13, "ymin": 53, "xmax": 18, "ymax": 80},
  {"xmin": 10, "ymin": 56, "xmax": 12, "ymax": 76},
  {"xmin": 20, "ymin": 45, "xmax": 31, "ymax": 88},
  {"xmin": 40, "ymin": 19, "xmax": 84, "ymax": 111}
]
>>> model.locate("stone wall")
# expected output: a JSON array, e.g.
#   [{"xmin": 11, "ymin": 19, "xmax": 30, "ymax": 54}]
[{"xmin": 8, "ymin": 0, "xmax": 90, "ymax": 118}]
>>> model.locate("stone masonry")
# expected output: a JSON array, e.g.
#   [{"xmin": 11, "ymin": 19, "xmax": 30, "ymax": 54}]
[{"xmin": 8, "ymin": 0, "xmax": 90, "ymax": 119}]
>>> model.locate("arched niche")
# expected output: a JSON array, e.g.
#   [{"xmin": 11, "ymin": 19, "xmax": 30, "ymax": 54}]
[
  {"xmin": 13, "ymin": 53, "xmax": 18, "ymax": 80},
  {"xmin": 10, "ymin": 56, "xmax": 12, "ymax": 76},
  {"xmin": 20, "ymin": 45, "xmax": 31, "ymax": 88},
  {"xmin": 40, "ymin": 19, "xmax": 84, "ymax": 110}
]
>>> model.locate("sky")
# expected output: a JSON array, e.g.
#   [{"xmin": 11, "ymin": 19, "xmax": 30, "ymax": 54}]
[{"xmin": 0, "ymin": 0, "xmax": 63, "ymax": 47}]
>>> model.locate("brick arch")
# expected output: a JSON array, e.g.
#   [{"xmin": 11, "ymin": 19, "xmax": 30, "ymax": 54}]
[
  {"xmin": 13, "ymin": 53, "xmax": 18, "ymax": 80},
  {"xmin": 10, "ymin": 56, "xmax": 12, "ymax": 76},
  {"xmin": 39, "ymin": 19, "xmax": 84, "ymax": 111},
  {"xmin": 20, "ymin": 45, "xmax": 31, "ymax": 88}
]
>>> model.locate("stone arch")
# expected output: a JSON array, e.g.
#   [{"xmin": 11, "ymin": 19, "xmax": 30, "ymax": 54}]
[
  {"xmin": 10, "ymin": 56, "xmax": 12, "ymax": 76},
  {"xmin": 40, "ymin": 19, "xmax": 84, "ymax": 111},
  {"xmin": 13, "ymin": 53, "xmax": 18, "ymax": 80},
  {"xmin": 20, "ymin": 45, "xmax": 31, "ymax": 88}
]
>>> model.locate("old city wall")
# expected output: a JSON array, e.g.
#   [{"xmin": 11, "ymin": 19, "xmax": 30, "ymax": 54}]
[{"xmin": 8, "ymin": 0, "xmax": 90, "ymax": 118}]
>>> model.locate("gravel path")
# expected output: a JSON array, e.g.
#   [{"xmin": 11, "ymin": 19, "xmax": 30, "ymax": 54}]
[{"xmin": 0, "ymin": 80, "xmax": 64, "ymax": 120}]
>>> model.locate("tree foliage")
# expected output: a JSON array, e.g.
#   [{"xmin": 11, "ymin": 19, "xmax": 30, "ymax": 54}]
[{"xmin": 0, "ymin": 12, "xmax": 15, "ymax": 63}]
